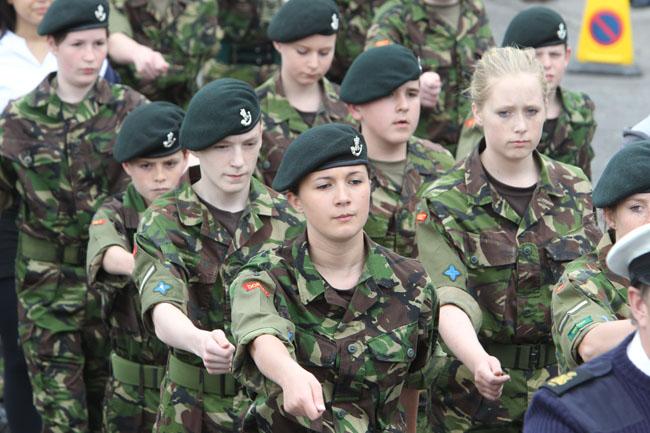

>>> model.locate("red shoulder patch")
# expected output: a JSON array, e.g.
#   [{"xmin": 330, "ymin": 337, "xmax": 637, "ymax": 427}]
[
  {"xmin": 464, "ymin": 116, "xmax": 476, "ymax": 129},
  {"xmin": 91, "ymin": 218, "xmax": 107, "ymax": 225},
  {"xmin": 243, "ymin": 280, "xmax": 270, "ymax": 298},
  {"xmin": 374, "ymin": 39, "xmax": 392, "ymax": 47},
  {"xmin": 416, "ymin": 211, "xmax": 428, "ymax": 223}
]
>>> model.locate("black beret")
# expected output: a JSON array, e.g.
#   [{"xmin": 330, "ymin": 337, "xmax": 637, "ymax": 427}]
[
  {"xmin": 38, "ymin": 0, "xmax": 109, "ymax": 36},
  {"xmin": 180, "ymin": 78, "xmax": 260, "ymax": 151},
  {"xmin": 113, "ymin": 102, "xmax": 185, "ymax": 163},
  {"xmin": 593, "ymin": 140, "xmax": 650, "ymax": 208},
  {"xmin": 502, "ymin": 6, "xmax": 568, "ymax": 49},
  {"xmin": 272, "ymin": 123, "xmax": 368, "ymax": 192},
  {"xmin": 340, "ymin": 44, "xmax": 422, "ymax": 104},
  {"xmin": 267, "ymin": 0, "xmax": 340, "ymax": 42}
]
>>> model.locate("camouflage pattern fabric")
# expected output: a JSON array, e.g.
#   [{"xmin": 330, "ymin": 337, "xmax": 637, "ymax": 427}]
[
  {"xmin": 416, "ymin": 147, "xmax": 601, "ymax": 432},
  {"xmin": 366, "ymin": 137, "xmax": 453, "ymax": 258},
  {"xmin": 327, "ymin": 0, "xmax": 389, "ymax": 84},
  {"xmin": 366, "ymin": 0, "xmax": 495, "ymax": 154},
  {"xmin": 0, "ymin": 75, "xmax": 146, "ymax": 433},
  {"xmin": 110, "ymin": 0, "xmax": 220, "ymax": 107},
  {"xmin": 455, "ymin": 87, "xmax": 597, "ymax": 178},
  {"xmin": 133, "ymin": 176, "xmax": 303, "ymax": 432},
  {"xmin": 87, "ymin": 183, "xmax": 167, "ymax": 433},
  {"xmin": 255, "ymin": 73, "xmax": 350, "ymax": 187},
  {"xmin": 552, "ymin": 233, "xmax": 631, "ymax": 373},
  {"xmin": 230, "ymin": 232, "xmax": 438, "ymax": 433},
  {"xmin": 199, "ymin": 0, "xmax": 284, "ymax": 87}
]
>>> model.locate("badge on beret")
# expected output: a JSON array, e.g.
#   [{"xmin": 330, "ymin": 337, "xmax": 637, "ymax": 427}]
[
  {"xmin": 417, "ymin": 56, "xmax": 423, "ymax": 73},
  {"xmin": 350, "ymin": 135, "xmax": 363, "ymax": 157},
  {"xmin": 557, "ymin": 23, "xmax": 567, "ymax": 40},
  {"xmin": 330, "ymin": 13, "xmax": 339, "ymax": 31},
  {"xmin": 162, "ymin": 132, "xmax": 176, "ymax": 148},
  {"xmin": 95, "ymin": 4, "xmax": 106, "ymax": 22},
  {"xmin": 240, "ymin": 108, "xmax": 252, "ymax": 127}
]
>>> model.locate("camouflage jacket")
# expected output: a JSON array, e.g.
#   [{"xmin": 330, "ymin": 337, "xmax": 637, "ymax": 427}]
[
  {"xmin": 230, "ymin": 232, "xmax": 438, "ymax": 433},
  {"xmin": 328, "ymin": 0, "xmax": 390, "ymax": 84},
  {"xmin": 366, "ymin": 137, "xmax": 453, "ymax": 258},
  {"xmin": 255, "ymin": 73, "xmax": 350, "ymax": 187},
  {"xmin": 366, "ymin": 0, "xmax": 495, "ymax": 153},
  {"xmin": 552, "ymin": 233, "xmax": 630, "ymax": 373},
  {"xmin": 135, "ymin": 176, "xmax": 303, "ymax": 367},
  {"xmin": 416, "ymin": 147, "xmax": 601, "ymax": 344},
  {"xmin": 455, "ymin": 87, "xmax": 597, "ymax": 178},
  {"xmin": 110, "ymin": 0, "xmax": 220, "ymax": 106},
  {"xmin": 0, "ymin": 73, "xmax": 145, "ymax": 245},
  {"xmin": 87, "ymin": 183, "xmax": 168, "ymax": 365}
]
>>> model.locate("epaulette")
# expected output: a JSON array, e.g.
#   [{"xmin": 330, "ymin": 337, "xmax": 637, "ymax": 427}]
[{"xmin": 541, "ymin": 358, "xmax": 612, "ymax": 396}]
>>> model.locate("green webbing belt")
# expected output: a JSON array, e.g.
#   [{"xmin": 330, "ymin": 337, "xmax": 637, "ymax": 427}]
[
  {"xmin": 483, "ymin": 342, "xmax": 557, "ymax": 370},
  {"xmin": 168, "ymin": 354, "xmax": 237, "ymax": 396},
  {"xmin": 19, "ymin": 232, "xmax": 86, "ymax": 266},
  {"xmin": 110, "ymin": 352, "xmax": 164, "ymax": 389}
]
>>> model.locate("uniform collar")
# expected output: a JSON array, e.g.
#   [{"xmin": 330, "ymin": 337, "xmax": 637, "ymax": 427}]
[{"xmin": 627, "ymin": 331, "xmax": 650, "ymax": 377}]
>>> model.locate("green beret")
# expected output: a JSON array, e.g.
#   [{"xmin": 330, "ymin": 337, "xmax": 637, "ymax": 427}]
[
  {"xmin": 340, "ymin": 44, "xmax": 421, "ymax": 104},
  {"xmin": 113, "ymin": 102, "xmax": 185, "ymax": 163},
  {"xmin": 267, "ymin": 0, "xmax": 340, "ymax": 42},
  {"xmin": 38, "ymin": 0, "xmax": 109, "ymax": 36},
  {"xmin": 502, "ymin": 6, "xmax": 568, "ymax": 49},
  {"xmin": 180, "ymin": 78, "xmax": 260, "ymax": 151},
  {"xmin": 272, "ymin": 123, "xmax": 368, "ymax": 192},
  {"xmin": 593, "ymin": 140, "xmax": 650, "ymax": 208}
]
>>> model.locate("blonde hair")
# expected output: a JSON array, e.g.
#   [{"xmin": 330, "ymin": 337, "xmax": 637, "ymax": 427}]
[{"xmin": 470, "ymin": 46, "xmax": 547, "ymax": 109}]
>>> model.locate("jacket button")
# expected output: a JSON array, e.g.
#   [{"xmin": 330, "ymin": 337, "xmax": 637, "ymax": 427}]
[
  {"xmin": 347, "ymin": 344, "xmax": 357, "ymax": 354},
  {"xmin": 407, "ymin": 348, "xmax": 416, "ymax": 358}
]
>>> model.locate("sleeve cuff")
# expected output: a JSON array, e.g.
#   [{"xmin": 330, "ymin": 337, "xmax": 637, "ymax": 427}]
[{"xmin": 438, "ymin": 285, "xmax": 482, "ymax": 332}]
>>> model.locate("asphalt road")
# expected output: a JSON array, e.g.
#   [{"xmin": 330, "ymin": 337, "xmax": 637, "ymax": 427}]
[{"xmin": 484, "ymin": 0, "xmax": 650, "ymax": 182}]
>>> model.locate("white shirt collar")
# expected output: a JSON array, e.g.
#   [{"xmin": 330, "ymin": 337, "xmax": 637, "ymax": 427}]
[{"xmin": 626, "ymin": 331, "xmax": 650, "ymax": 376}]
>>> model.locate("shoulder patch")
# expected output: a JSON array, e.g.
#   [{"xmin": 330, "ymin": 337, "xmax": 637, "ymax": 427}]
[
  {"xmin": 464, "ymin": 116, "xmax": 476, "ymax": 129},
  {"xmin": 416, "ymin": 211, "xmax": 428, "ymax": 223},
  {"xmin": 542, "ymin": 359, "xmax": 612, "ymax": 396},
  {"xmin": 91, "ymin": 218, "xmax": 107, "ymax": 225},
  {"xmin": 374, "ymin": 39, "xmax": 392, "ymax": 47},
  {"xmin": 443, "ymin": 264, "xmax": 461, "ymax": 282},
  {"xmin": 243, "ymin": 280, "xmax": 270, "ymax": 298}
]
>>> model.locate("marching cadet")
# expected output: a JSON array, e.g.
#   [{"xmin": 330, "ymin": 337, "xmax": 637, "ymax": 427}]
[
  {"xmin": 86, "ymin": 102, "xmax": 188, "ymax": 433},
  {"xmin": 526, "ymin": 223, "xmax": 650, "ymax": 433},
  {"xmin": 133, "ymin": 78, "xmax": 303, "ymax": 432},
  {"xmin": 456, "ymin": 6, "xmax": 597, "ymax": 178},
  {"xmin": 0, "ymin": 0, "xmax": 146, "ymax": 431},
  {"xmin": 416, "ymin": 47, "xmax": 601, "ymax": 432},
  {"xmin": 230, "ymin": 123, "xmax": 438, "ymax": 433},
  {"xmin": 340, "ymin": 43, "xmax": 454, "ymax": 258},
  {"xmin": 552, "ymin": 142, "xmax": 650, "ymax": 372},
  {"xmin": 256, "ymin": 0, "xmax": 349, "ymax": 187},
  {"xmin": 366, "ymin": 0, "xmax": 495, "ymax": 154}
]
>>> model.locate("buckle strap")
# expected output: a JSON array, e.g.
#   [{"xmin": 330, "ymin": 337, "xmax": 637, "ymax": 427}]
[
  {"xmin": 483, "ymin": 342, "xmax": 557, "ymax": 370},
  {"xmin": 168, "ymin": 354, "xmax": 237, "ymax": 396},
  {"xmin": 19, "ymin": 232, "xmax": 86, "ymax": 266},
  {"xmin": 110, "ymin": 352, "xmax": 164, "ymax": 389},
  {"xmin": 216, "ymin": 41, "xmax": 279, "ymax": 66}
]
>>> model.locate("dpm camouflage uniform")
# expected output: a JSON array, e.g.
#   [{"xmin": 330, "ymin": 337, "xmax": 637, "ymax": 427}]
[
  {"xmin": 0, "ymin": 74, "xmax": 146, "ymax": 433},
  {"xmin": 366, "ymin": 0, "xmax": 495, "ymax": 154},
  {"xmin": 552, "ymin": 233, "xmax": 631, "ymax": 373},
  {"xmin": 109, "ymin": 0, "xmax": 220, "ymax": 107},
  {"xmin": 200, "ymin": 0, "xmax": 284, "ymax": 88},
  {"xmin": 255, "ymin": 73, "xmax": 350, "ymax": 187},
  {"xmin": 415, "ymin": 146, "xmax": 601, "ymax": 432},
  {"xmin": 366, "ymin": 137, "xmax": 453, "ymax": 259},
  {"xmin": 230, "ymin": 232, "xmax": 438, "ymax": 433},
  {"xmin": 455, "ymin": 87, "xmax": 597, "ymax": 178},
  {"xmin": 327, "ymin": 0, "xmax": 389, "ymax": 84},
  {"xmin": 87, "ymin": 183, "xmax": 167, "ymax": 433},
  {"xmin": 134, "ymin": 176, "xmax": 303, "ymax": 433}
]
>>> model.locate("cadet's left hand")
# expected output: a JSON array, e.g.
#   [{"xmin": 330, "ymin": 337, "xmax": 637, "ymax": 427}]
[{"xmin": 420, "ymin": 71, "xmax": 442, "ymax": 109}]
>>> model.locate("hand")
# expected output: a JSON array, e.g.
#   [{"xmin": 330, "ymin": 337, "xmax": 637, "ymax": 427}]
[
  {"xmin": 197, "ymin": 329, "xmax": 235, "ymax": 374},
  {"xmin": 473, "ymin": 355, "xmax": 510, "ymax": 400},
  {"xmin": 419, "ymin": 71, "xmax": 442, "ymax": 108},
  {"xmin": 280, "ymin": 366, "xmax": 326, "ymax": 421},
  {"xmin": 132, "ymin": 45, "xmax": 169, "ymax": 81}
]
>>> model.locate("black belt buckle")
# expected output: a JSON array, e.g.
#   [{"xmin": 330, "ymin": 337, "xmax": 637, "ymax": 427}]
[{"xmin": 529, "ymin": 345, "xmax": 540, "ymax": 369}]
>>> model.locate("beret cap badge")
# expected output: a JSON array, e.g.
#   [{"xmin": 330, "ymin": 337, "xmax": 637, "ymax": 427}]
[
  {"xmin": 162, "ymin": 131, "xmax": 176, "ymax": 148},
  {"xmin": 557, "ymin": 22, "xmax": 567, "ymax": 40},
  {"xmin": 330, "ymin": 13, "xmax": 339, "ymax": 31},
  {"xmin": 350, "ymin": 135, "xmax": 363, "ymax": 157},
  {"xmin": 240, "ymin": 108, "xmax": 252, "ymax": 127},
  {"xmin": 95, "ymin": 4, "xmax": 106, "ymax": 22}
]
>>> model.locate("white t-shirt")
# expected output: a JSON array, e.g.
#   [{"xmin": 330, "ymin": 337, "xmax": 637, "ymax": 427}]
[
  {"xmin": 627, "ymin": 330, "xmax": 650, "ymax": 377},
  {"xmin": 0, "ymin": 30, "xmax": 57, "ymax": 112}
]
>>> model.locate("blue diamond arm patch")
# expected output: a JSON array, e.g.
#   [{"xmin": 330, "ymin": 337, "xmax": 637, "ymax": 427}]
[
  {"xmin": 443, "ymin": 265, "xmax": 461, "ymax": 282},
  {"xmin": 153, "ymin": 281, "xmax": 172, "ymax": 295}
]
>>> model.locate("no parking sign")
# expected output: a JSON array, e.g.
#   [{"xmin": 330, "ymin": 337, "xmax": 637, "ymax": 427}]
[{"xmin": 576, "ymin": 0, "xmax": 634, "ymax": 65}]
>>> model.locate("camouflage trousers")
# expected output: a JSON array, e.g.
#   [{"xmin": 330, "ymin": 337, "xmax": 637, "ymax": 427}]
[
  {"xmin": 155, "ymin": 372, "xmax": 251, "ymax": 433},
  {"xmin": 422, "ymin": 357, "xmax": 557, "ymax": 433},
  {"xmin": 15, "ymin": 256, "xmax": 110, "ymax": 433},
  {"xmin": 103, "ymin": 376, "xmax": 160, "ymax": 433}
]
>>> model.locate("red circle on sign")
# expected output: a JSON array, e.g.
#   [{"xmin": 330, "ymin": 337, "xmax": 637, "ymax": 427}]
[{"xmin": 589, "ymin": 10, "xmax": 623, "ymax": 46}]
